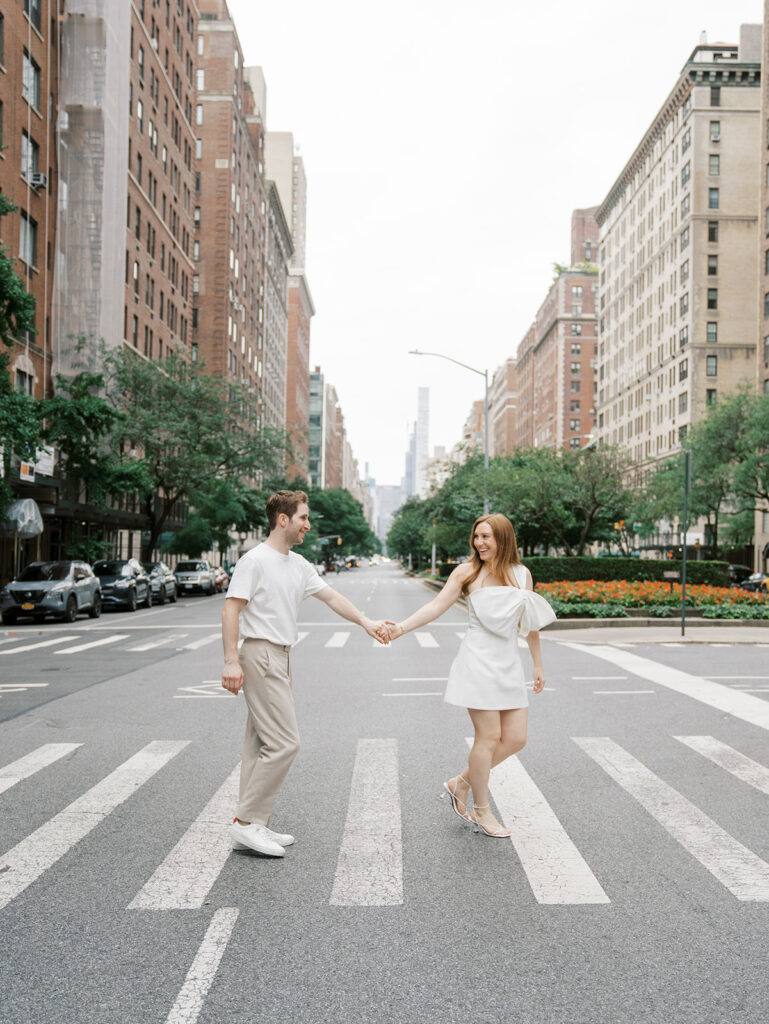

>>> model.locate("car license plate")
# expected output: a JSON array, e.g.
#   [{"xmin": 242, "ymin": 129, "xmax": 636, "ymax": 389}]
[
  {"xmin": 185, "ymin": 583, "xmax": 193, "ymax": 589},
  {"xmin": 21, "ymin": 602, "xmax": 35, "ymax": 610}
]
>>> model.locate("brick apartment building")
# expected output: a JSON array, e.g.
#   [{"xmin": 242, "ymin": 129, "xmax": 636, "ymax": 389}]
[{"xmin": 0, "ymin": 0, "xmax": 59, "ymax": 400}]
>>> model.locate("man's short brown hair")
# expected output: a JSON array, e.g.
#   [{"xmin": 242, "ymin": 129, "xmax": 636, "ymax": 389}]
[{"xmin": 266, "ymin": 490, "xmax": 309, "ymax": 530}]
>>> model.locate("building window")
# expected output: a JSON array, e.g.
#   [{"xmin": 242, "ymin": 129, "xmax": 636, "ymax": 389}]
[
  {"xmin": 571, "ymin": 323, "xmax": 582, "ymax": 336},
  {"xmin": 571, "ymin": 285, "xmax": 583, "ymax": 300},
  {"xmin": 682, "ymin": 127, "xmax": 691, "ymax": 151},
  {"xmin": 132, "ymin": 315, "xmax": 138, "ymax": 347},
  {"xmin": 0, "ymin": 14, "xmax": 4, "ymax": 66},
  {"xmin": 681, "ymin": 259, "xmax": 689, "ymax": 283},
  {"xmin": 19, "ymin": 211, "xmax": 37, "ymax": 266},
  {"xmin": 681, "ymin": 161, "xmax": 691, "ymax": 186},
  {"xmin": 196, "ymin": 104, "xmax": 203, "ymax": 125},
  {"xmin": 24, "ymin": 0, "xmax": 41, "ymax": 32},
  {"xmin": 711, "ymin": 86, "xmax": 721, "ymax": 107},
  {"xmin": 709, "ymin": 154, "xmax": 720, "ymax": 176},
  {"xmin": 569, "ymin": 419, "xmax": 580, "ymax": 432},
  {"xmin": 681, "ymin": 194, "xmax": 690, "ymax": 217},
  {"xmin": 195, "ymin": 138, "xmax": 202, "ymax": 159},
  {"xmin": 571, "ymin": 343, "xmax": 581, "ymax": 355},
  {"xmin": 706, "ymin": 355, "xmax": 718, "ymax": 377},
  {"xmin": 764, "ymin": 335, "xmax": 769, "ymax": 366},
  {"xmin": 569, "ymin": 438, "xmax": 581, "ymax": 450},
  {"xmin": 678, "ymin": 391, "xmax": 688, "ymax": 414},
  {"xmin": 707, "ymin": 288, "xmax": 718, "ymax": 310},
  {"xmin": 585, "ymin": 242, "xmax": 592, "ymax": 260},
  {"xmin": 680, "ymin": 226, "xmax": 689, "ymax": 249},
  {"xmin": 138, "ymin": 46, "xmax": 144, "ymax": 79},
  {"xmin": 706, "ymin": 389, "xmax": 717, "ymax": 406},
  {"xmin": 197, "ymin": 69, "xmax": 204, "ymax": 90},
  {"xmin": 22, "ymin": 51, "xmax": 40, "ymax": 109},
  {"xmin": 21, "ymin": 131, "xmax": 39, "ymax": 179},
  {"xmin": 570, "ymin": 380, "xmax": 580, "ymax": 393},
  {"xmin": 572, "ymin": 304, "xmax": 582, "ymax": 317},
  {"xmin": 708, "ymin": 188, "xmax": 719, "ymax": 210},
  {"xmin": 710, "ymin": 120, "xmax": 721, "ymax": 142},
  {"xmin": 136, "ymin": 152, "xmax": 142, "ymax": 184},
  {"xmin": 679, "ymin": 358, "xmax": 688, "ymax": 382},
  {"xmin": 570, "ymin": 400, "xmax": 580, "ymax": 412},
  {"xmin": 708, "ymin": 221, "xmax": 718, "ymax": 243},
  {"xmin": 707, "ymin": 255, "xmax": 718, "ymax": 276},
  {"xmin": 679, "ymin": 326, "xmax": 689, "ymax": 348},
  {"xmin": 764, "ymin": 292, "xmax": 769, "ymax": 318},
  {"xmin": 707, "ymin": 322, "xmax": 718, "ymax": 343},
  {"xmin": 570, "ymin": 362, "xmax": 581, "ymax": 375},
  {"xmin": 133, "ymin": 260, "xmax": 139, "ymax": 295},
  {"xmin": 679, "ymin": 293, "xmax": 689, "ymax": 316}
]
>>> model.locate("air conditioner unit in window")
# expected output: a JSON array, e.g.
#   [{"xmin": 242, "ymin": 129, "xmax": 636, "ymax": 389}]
[
  {"xmin": 30, "ymin": 172, "xmax": 48, "ymax": 189},
  {"xmin": 711, "ymin": 132, "xmax": 720, "ymax": 142}
]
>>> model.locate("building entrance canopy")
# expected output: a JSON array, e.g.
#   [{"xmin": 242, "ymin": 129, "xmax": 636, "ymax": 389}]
[{"xmin": 2, "ymin": 499, "xmax": 44, "ymax": 539}]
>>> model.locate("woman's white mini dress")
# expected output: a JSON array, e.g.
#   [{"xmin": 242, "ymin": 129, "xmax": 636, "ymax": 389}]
[{"xmin": 444, "ymin": 564, "xmax": 556, "ymax": 711}]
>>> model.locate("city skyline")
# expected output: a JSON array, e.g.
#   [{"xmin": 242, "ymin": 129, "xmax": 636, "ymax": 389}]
[{"xmin": 226, "ymin": 0, "xmax": 762, "ymax": 484}]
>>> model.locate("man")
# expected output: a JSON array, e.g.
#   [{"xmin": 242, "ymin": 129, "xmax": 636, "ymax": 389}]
[{"xmin": 221, "ymin": 489, "xmax": 385, "ymax": 858}]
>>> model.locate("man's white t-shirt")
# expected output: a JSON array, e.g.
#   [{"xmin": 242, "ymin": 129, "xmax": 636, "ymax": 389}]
[{"xmin": 226, "ymin": 542, "xmax": 328, "ymax": 645}]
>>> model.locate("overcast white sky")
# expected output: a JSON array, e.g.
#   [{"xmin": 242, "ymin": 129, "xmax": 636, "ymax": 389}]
[{"xmin": 227, "ymin": 0, "xmax": 763, "ymax": 486}]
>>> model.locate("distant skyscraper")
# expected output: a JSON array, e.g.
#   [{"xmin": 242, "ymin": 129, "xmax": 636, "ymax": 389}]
[{"xmin": 403, "ymin": 387, "xmax": 430, "ymax": 497}]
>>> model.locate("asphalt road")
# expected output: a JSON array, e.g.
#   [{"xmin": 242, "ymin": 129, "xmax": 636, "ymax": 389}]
[{"xmin": 1, "ymin": 564, "xmax": 768, "ymax": 1024}]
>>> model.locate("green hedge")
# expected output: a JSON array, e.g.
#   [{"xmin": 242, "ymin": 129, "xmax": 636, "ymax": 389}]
[{"xmin": 437, "ymin": 557, "xmax": 730, "ymax": 586}]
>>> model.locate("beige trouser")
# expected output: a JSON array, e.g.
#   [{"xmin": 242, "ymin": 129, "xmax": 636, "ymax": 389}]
[{"xmin": 237, "ymin": 638, "xmax": 299, "ymax": 826}]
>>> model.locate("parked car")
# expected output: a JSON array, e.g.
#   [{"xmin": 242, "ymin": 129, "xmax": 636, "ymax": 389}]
[
  {"xmin": 312, "ymin": 562, "xmax": 327, "ymax": 576},
  {"xmin": 728, "ymin": 563, "xmax": 754, "ymax": 588},
  {"xmin": 174, "ymin": 559, "xmax": 217, "ymax": 595},
  {"xmin": 213, "ymin": 566, "xmax": 229, "ymax": 592},
  {"xmin": 142, "ymin": 561, "xmax": 178, "ymax": 604},
  {"xmin": 740, "ymin": 572, "xmax": 769, "ymax": 593},
  {"xmin": 92, "ymin": 559, "xmax": 152, "ymax": 611},
  {"xmin": 0, "ymin": 560, "xmax": 101, "ymax": 625}
]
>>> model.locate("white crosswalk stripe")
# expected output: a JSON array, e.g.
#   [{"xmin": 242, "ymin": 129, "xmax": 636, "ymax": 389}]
[
  {"xmin": 164, "ymin": 907, "xmax": 239, "ymax": 1024},
  {"xmin": 129, "ymin": 766, "xmax": 240, "ymax": 910},
  {"xmin": 0, "ymin": 740, "xmax": 189, "ymax": 911},
  {"xmin": 0, "ymin": 743, "xmax": 82, "ymax": 796},
  {"xmin": 468, "ymin": 739, "xmax": 609, "ymax": 905},
  {"xmin": 330, "ymin": 738, "xmax": 402, "ymax": 906},
  {"xmin": 414, "ymin": 632, "xmax": 438, "ymax": 648},
  {"xmin": 181, "ymin": 633, "xmax": 220, "ymax": 651},
  {"xmin": 325, "ymin": 631, "xmax": 350, "ymax": 648},
  {"xmin": 574, "ymin": 737, "xmax": 769, "ymax": 901},
  {"xmin": 58, "ymin": 634, "xmax": 130, "ymax": 655},
  {"xmin": 125, "ymin": 633, "xmax": 189, "ymax": 652},
  {"xmin": 0, "ymin": 635, "xmax": 78, "ymax": 655},
  {"xmin": 675, "ymin": 736, "xmax": 769, "ymax": 797}
]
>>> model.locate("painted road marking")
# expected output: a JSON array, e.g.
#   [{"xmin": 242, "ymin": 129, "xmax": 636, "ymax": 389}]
[
  {"xmin": 392, "ymin": 677, "xmax": 448, "ymax": 682},
  {"xmin": 593, "ymin": 690, "xmax": 655, "ymax": 695},
  {"xmin": 383, "ymin": 692, "xmax": 443, "ymax": 697},
  {"xmin": 0, "ymin": 635, "xmax": 78, "ymax": 655},
  {"xmin": 326, "ymin": 632, "xmax": 350, "ymax": 648},
  {"xmin": 181, "ymin": 633, "xmax": 221, "ymax": 651},
  {"xmin": 563, "ymin": 643, "xmax": 769, "ymax": 732},
  {"xmin": 0, "ymin": 683, "xmax": 49, "ymax": 695},
  {"xmin": 125, "ymin": 633, "xmax": 189, "ymax": 652},
  {"xmin": 675, "ymin": 736, "xmax": 769, "ymax": 797},
  {"xmin": 466, "ymin": 739, "xmax": 609, "ymax": 905},
  {"xmin": 330, "ymin": 738, "xmax": 402, "ymax": 907},
  {"xmin": 174, "ymin": 682, "xmax": 232, "ymax": 700},
  {"xmin": 163, "ymin": 908, "xmax": 239, "ymax": 1024},
  {"xmin": 294, "ymin": 631, "xmax": 309, "ymax": 645},
  {"xmin": 0, "ymin": 743, "xmax": 82, "ymax": 796},
  {"xmin": 415, "ymin": 632, "xmax": 439, "ymax": 648},
  {"xmin": 574, "ymin": 737, "xmax": 769, "ymax": 901},
  {"xmin": 129, "ymin": 766, "xmax": 240, "ymax": 909},
  {"xmin": 0, "ymin": 741, "xmax": 189, "ymax": 911},
  {"xmin": 58, "ymin": 634, "xmax": 129, "ymax": 655}
]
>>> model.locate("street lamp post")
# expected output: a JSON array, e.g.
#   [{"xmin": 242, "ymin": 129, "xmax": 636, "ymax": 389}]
[{"xmin": 409, "ymin": 349, "xmax": 489, "ymax": 514}]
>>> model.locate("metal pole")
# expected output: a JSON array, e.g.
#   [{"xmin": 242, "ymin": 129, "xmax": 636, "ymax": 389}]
[
  {"xmin": 681, "ymin": 450, "xmax": 690, "ymax": 638},
  {"xmin": 431, "ymin": 518, "xmax": 437, "ymax": 577},
  {"xmin": 483, "ymin": 370, "xmax": 489, "ymax": 515}
]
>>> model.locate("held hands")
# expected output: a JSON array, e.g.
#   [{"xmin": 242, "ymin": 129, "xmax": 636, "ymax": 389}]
[
  {"xmin": 363, "ymin": 617, "xmax": 391, "ymax": 645},
  {"xmin": 375, "ymin": 620, "xmax": 403, "ymax": 644}
]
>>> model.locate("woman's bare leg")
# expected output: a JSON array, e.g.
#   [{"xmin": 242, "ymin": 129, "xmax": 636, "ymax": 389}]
[{"xmin": 448, "ymin": 707, "xmax": 527, "ymax": 809}]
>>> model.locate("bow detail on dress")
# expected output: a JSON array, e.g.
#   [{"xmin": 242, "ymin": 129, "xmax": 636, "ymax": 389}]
[{"xmin": 470, "ymin": 588, "xmax": 557, "ymax": 638}]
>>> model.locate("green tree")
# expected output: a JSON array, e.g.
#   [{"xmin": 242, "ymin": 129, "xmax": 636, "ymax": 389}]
[
  {"xmin": 733, "ymin": 393, "xmax": 769, "ymax": 513},
  {"xmin": 305, "ymin": 486, "xmax": 379, "ymax": 559},
  {"xmin": 104, "ymin": 349, "xmax": 289, "ymax": 559},
  {"xmin": 386, "ymin": 496, "xmax": 434, "ymax": 565}
]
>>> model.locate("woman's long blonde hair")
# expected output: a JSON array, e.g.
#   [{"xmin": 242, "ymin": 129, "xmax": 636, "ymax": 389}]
[{"xmin": 460, "ymin": 513, "xmax": 522, "ymax": 596}]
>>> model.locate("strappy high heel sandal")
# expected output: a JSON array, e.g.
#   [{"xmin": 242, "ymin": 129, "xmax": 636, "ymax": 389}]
[
  {"xmin": 469, "ymin": 803, "xmax": 512, "ymax": 838},
  {"xmin": 442, "ymin": 774, "xmax": 471, "ymax": 821}
]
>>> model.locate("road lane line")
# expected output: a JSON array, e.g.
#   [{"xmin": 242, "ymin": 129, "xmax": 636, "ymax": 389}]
[
  {"xmin": 562, "ymin": 643, "xmax": 769, "ymax": 732},
  {"xmin": 415, "ymin": 632, "xmax": 439, "ymax": 648},
  {"xmin": 326, "ymin": 631, "xmax": 350, "ymax": 648},
  {"xmin": 0, "ymin": 635, "xmax": 78, "ymax": 655},
  {"xmin": 456, "ymin": 631, "xmax": 466, "ymax": 639},
  {"xmin": 58, "ymin": 634, "xmax": 129, "ymax": 655},
  {"xmin": 0, "ymin": 740, "xmax": 189, "ymax": 911},
  {"xmin": 164, "ymin": 908, "xmax": 239, "ymax": 1024},
  {"xmin": 574, "ymin": 737, "xmax": 769, "ymax": 901},
  {"xmin": 0, "ymin": 743, "xmax": 82, "ymax": 796},
  {"xmin": 467, "ymin": 739, "xmax": 609, "ymax": 905},
  {"xmin": 383, "ymin": 692, "xmax": 443, "ymax": 697},
  {"xmin": 330, "ymin": 738, "xmax": 402, "ymax": 906},
  {"xmin": 392, "ymin": 677, "xmax": 447, "ymax": 681},
  {"xmin": 125, "ymin": 633, "xmax": 189, "ymax": 652},
  {"xmin": 593, "ymin": 690, "xmax": 655, "ymax": 695},
  {"xmin": 675, "ymin": 736, "xmax": 769, "ymax": 797},
  {"xmin": 573, "ymin": 676, "xmax": 628, "ymax": 680},
  {"xmin": 128, "ymin": 765, "xmax": 239, "ymax": 909},
  {"xmin": 181, "ymin": 633, "xmax": 221, "ymax": 651}
]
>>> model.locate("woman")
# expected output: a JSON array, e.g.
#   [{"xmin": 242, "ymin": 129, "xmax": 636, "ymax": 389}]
[{"xmin": 383, "ymin": 514, "xmax": 555, "ymax": 838}]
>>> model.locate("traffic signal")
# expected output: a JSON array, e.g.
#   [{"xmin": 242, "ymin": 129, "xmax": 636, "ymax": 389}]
[{"xmin": 337, "ymin": 537, "xmax": 342, "ymax": 545}]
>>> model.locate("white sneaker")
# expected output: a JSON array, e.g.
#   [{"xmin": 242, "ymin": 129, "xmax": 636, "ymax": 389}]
[{"xmin": 231, "ymin": 821, "xmax": 284, "ymax": 857}]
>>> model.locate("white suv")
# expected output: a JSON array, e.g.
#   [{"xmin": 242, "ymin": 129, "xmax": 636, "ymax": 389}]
[{"xmin": 173, "ymin": 559, "xmax": 217, "ymax": 595}]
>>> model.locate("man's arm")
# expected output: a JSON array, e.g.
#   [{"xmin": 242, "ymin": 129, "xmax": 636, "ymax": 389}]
[
  {"xmin": 313, "ymin": 587, "xmax": 386, "ymax": 642},
  {"xmin": 221, "ymin": 596, "xmax": 247, "ymax": 693}
]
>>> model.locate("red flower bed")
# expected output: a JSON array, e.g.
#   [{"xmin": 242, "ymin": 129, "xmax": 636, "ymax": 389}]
[{"xmin": 535, "ymin": 579, "xmax": 768, "ymax": 607}]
